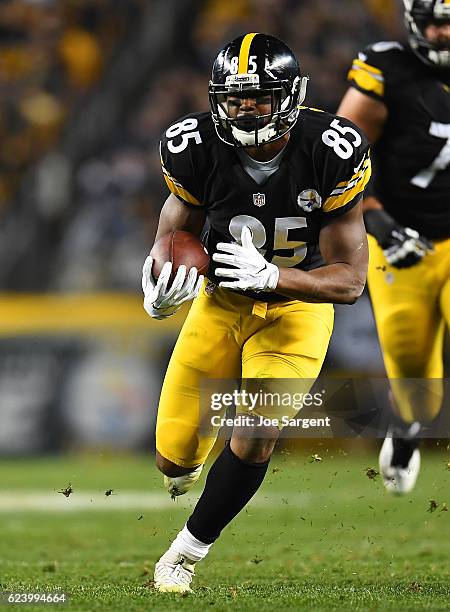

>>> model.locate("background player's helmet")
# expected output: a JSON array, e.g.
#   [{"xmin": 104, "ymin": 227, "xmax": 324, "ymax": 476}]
[
  {"xmin": 209, "ymin": 33, "xmax": 308, "ymax": 147},
  {"xmin": 404, "ymin": 0, "xmax": 450, "ymax": 68}
]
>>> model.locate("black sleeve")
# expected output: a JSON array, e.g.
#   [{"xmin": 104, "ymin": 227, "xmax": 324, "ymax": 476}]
[{"xmin": 346, "ymin": 41, "xmax": 405, "ymax": 102}]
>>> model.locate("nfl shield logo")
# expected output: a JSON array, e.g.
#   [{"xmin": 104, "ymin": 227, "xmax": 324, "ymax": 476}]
[{"xmin": 253, "ymin": 193, "xmax": 266, "ymax": 207}]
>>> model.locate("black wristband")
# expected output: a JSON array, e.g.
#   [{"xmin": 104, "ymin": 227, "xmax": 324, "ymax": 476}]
[{"xmin": 363, "ymin": 209, "xmax": 399, "ymax": 247}]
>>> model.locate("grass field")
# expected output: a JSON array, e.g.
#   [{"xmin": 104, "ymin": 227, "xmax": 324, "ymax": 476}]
[{"xmin": 0, "ymin": 444, "xmax": 449, "ymax": 611}]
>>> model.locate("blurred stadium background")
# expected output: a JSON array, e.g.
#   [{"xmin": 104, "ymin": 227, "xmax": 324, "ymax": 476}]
[
  {"xmin": 0, "ymin": 0, "xmax": 413, "ymax": 457},
  {"xmin": 1, "ymin": 0, "xmax": 448, "ymax": 449},
  {"xmin": 1, "ymin": 2, "xmax": 450, "ymax": 608}
]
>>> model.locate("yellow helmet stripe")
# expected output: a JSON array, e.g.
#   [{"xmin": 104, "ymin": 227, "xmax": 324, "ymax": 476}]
[{"xmin": 238, "ymin": 33, "xmax": 258, "ymax": 73}]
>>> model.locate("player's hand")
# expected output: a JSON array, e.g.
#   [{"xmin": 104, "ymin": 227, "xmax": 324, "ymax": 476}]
[
  {"xmin": 141, "ymin": 256, "xmax": 204, "ymax": 319},
  {"xmin": 382, "ymin": 227, "xmax": 434, "ymax": 268},
  {"xmin": 364, "ymin": 209, "xmax": 434, "ymax": 269},
  {"xmin": 212, "ymin": 226, "xmax": 279, "ymax": 292}
]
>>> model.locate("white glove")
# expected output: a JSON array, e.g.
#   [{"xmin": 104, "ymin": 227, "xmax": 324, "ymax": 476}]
[
  {"xmin": 212, "ymin": 226, "xmax": 279, "ymax": 292},
  {"xmin": 142, "ymin": 256, "xmax": 204, "ymax": 319}
]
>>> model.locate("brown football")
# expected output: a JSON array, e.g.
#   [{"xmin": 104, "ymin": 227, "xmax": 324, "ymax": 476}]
[{"xmin": 150, "ymin": 231, "xmax": 210, "ymax": 281}]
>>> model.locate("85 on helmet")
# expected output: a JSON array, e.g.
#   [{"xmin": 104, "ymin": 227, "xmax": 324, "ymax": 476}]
[
  {"xmin": 404, "ymin": 0, "xmax": 450, "ymax": 68},
  {"xmin": 208, "ymin": 33, "xmax": 308, "ymax": 147}
]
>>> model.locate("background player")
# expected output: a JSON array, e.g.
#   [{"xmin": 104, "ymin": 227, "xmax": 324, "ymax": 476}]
[
  {"xmin": 142, "ymin": 33, "xmax": 371, "ymax": 592},
  {"xmin": 337, "ymin": 0, "xmax": 450, "ymax": 494}
]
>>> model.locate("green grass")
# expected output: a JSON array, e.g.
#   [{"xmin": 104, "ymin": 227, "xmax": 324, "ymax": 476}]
[{"xmin": 0, "ymin": 445, "xmax": 449, "ymax": 611}]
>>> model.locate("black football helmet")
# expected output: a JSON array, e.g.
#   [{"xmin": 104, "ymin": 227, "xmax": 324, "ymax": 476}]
[
  {"xmin": 209, "ymin": 33, "xmax": 308, "ymax": 147},
  {"xmin": 404, "ymin": 0, "xmax": 450, "ymax": 68}
]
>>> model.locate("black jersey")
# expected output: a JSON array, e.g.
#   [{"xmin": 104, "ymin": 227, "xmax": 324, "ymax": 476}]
[
  {"xmin": 160, "ymin": 109, "xmax": 370, "ymax": 301},
  {"xmin": 348, "ymin": 41, "xmax": 450, "ymax": 240}
]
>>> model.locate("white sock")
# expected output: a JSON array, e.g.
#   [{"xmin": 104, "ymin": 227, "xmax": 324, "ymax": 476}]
[{"xmin": 170, "ymin": 524, "xmax": 213, "ymax": 563}]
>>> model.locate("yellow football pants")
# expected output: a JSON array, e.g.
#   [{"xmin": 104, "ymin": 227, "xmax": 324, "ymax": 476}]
[
  {"xmin": 156, "ymin": 283, "xmax": 334, "ymax": 468},
  {"xmin": 367, "ymin": 235, "xmax": 450, "ymax": 422}
]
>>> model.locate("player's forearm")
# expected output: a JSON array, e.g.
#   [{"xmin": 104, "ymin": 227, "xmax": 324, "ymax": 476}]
[
  {"xmin": 154, "ymin": 194, "xmax": 206, "ymax": 243},
  {"xmin": 276, "ymin": 264, "xmax": 365, "ymax": 305}
]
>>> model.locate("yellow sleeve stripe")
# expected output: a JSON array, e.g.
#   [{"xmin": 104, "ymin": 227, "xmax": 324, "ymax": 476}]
[
  {"xmin": 323, "ymin": 157, "xmax": 372, "ymax": 213},
  {"xmin": 353, "ymin": 58, "xmax": 383, "ymax": 76},
  {"xmin": 348, "ymin": 59, "xmax": 384, "ymax": 97},
  {"xmin": 329, "ymin": 159, "xmax": 370, "ymax": 197},
  {"xmin": 333, "ymin": 154, "xmax": 371, "ymax": 190},
  {"xmin": 238, "ymin": 33, "xmax": 258, "ymax": 73},
  {"xmin": 161, "ymin": 164, "xmax": 202, "ymax": 206}
]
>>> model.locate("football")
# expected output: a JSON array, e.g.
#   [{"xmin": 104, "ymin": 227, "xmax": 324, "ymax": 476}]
[{"xmin": 150, "ymin": 230, "xmax": 210, "ymax": 281}]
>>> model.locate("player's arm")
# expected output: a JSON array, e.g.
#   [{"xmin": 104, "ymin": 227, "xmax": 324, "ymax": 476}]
[
  {"xmin": 337, "ymin": 87, "xmax": 387, "ymax": 146},
  {"xmin": 337, "ymin": 84, "xmax": 387, "ymax": 212},
  {"xmin": 275, "ymin": 203, "xmax": 367, "ymax": 304},
  {"xmin": 154, "ymin": 193, "xmax": 206, "ymax": 241},
  {"xmin": 142, "ymin": 119, "xmax": 208, "ymax": 320},
  {"xmin": 338, "ymin": 72, "xmax": 433, "ymax": 267}
]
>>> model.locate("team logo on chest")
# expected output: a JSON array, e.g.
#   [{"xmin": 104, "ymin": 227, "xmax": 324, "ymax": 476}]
[
  {"xmin": 297, "ymin": 189, "xmax": 322, "ymax": 212},
  {"xmin": 253, "ymin": 192, "xmax": 266, "ymax": 207}
]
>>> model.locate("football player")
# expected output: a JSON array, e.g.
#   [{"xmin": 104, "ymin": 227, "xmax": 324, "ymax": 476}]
[
  {"xmin": 142, "ymin": 33, "xmax": 371, "ymax": 592},
  {"xmin": 337, "ymin": 0, "xmax": 450, "ymax": 494}
]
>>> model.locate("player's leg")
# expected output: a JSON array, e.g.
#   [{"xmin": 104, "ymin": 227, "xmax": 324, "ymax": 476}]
[
  {"xmin": 374, "ymin": 304, "xmax": 442, "ymax": 494},
  {"xmin": 157, "ymin": 300, "xmax": 333, "ymax": 592},
  {"xmin": 154, "ymin": 287, "xmax": 245, "ymax": 593},
  {"xmin": 155, "ymin": 285, "xmax": 241, "ymax": 491},
  {"xmin": 368, "ymin": 236, "xmax": 444, "ymax": 418},
  {"xmin": 439, "ymin": 277, "xmax": 450, "ymax": 331},
  {"xmin": 216, "ymin": 301, "xmax": 334, "ymax": 532},
  {"xmin": 367, "ymin": 236, "xmax": 444, "ymax": 493},
  {"xmin": 438, "ymin": 273, "xmax": 450, "ymax": 437},
  {"xmin": 154, "ymin": 428, "xmax": 277, "ymax": 594}
]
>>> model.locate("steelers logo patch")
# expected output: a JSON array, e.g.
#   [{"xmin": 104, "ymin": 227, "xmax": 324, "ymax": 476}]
[{"xmin": 297, "ymin": 189, "xmax": 322, "ymax": 212}]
